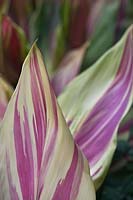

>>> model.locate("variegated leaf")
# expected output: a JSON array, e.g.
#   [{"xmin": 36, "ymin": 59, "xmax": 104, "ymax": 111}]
[
  {"xmin": 0, "ymin": 45, "xmax": 95, "ymax": 199},
  {"xmin": 58, "ymin": 26, "xmax": 133, "ymax": 189},
  {"xmin": 51, "ymin": 43, "xmax": 87, "ymax": 96}
]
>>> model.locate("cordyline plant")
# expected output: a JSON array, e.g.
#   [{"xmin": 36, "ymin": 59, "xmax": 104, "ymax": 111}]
[{"xmin": 0, "ymin": 24, "xmax": 132, "ymax": 199}]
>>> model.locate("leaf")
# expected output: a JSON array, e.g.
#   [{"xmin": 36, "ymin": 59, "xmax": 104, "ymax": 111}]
[
  {"xmin": 82, "ymin": 0, "xmax": 120, "ymax": 70},
  {"xmin": 82, "ymin": 0, "xmax": 133, "ymax": 71},
  {"xmin": 51, "ymin": 43, "xmax": 87, "ymax": 96},
  {"xmin": 1, "ymin": 15, "xmax": 29, "ymax": 86},
  {"xmin": 53, "ymin": 0, "xmax": 91, "ymax": 67},
  {"xmin": 0, "ymin": 44, "xmax": 95, "ymax": 199},
  {"xmin": 58, "ymin": 26, "xmax": 133, "ymax": 189}
]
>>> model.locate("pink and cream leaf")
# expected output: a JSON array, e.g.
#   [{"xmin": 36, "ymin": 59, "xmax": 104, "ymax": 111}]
[
  {"xmin": 51, "ymin": 43, "xmax": 87, "ymax": 96},
  {"xmin": 58, "ymin": 26, "xmax": 133, "ymax": 189},
  {"xmin": 0, "ymin": 45, "xmax": 95, "ymax": 199}
]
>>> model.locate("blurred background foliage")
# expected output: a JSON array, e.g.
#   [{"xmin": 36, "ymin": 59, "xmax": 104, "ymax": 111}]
[
  {"xmin": 0, "ymin": 0, "xmax": 133, "ymax": 74},
  {"xmin": 0, "ymin": 0, "xmax": 133, "ymax": 199}
]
